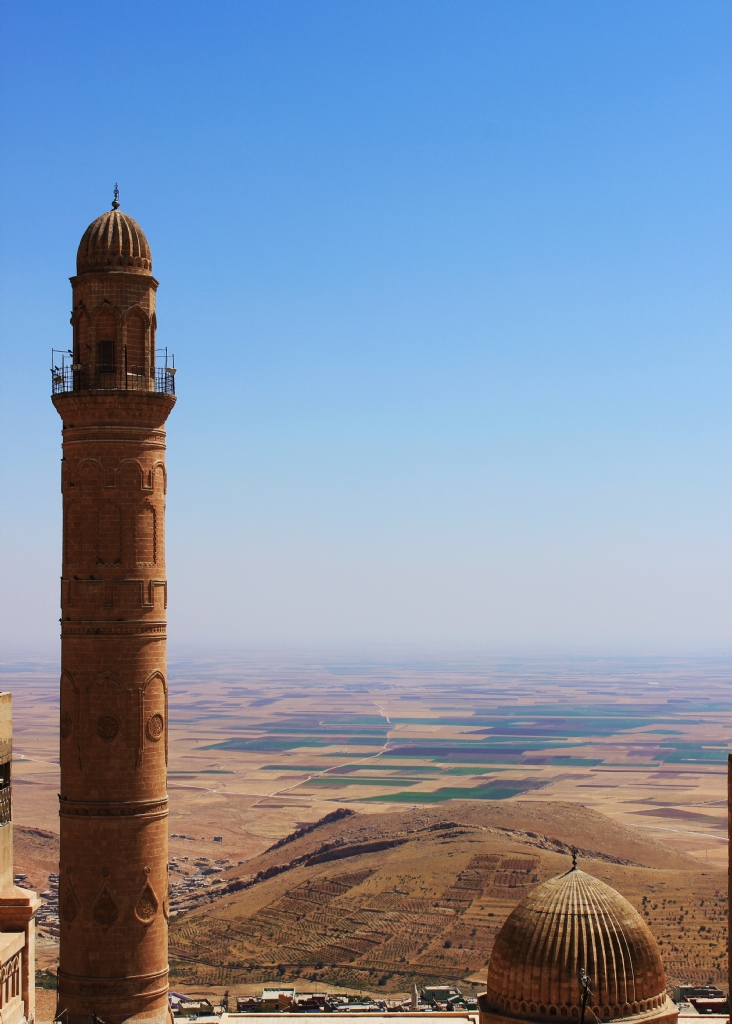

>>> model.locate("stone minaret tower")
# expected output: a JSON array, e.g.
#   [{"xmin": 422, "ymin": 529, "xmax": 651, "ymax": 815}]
[{"xmin": 52, "ymin": 192, "xmax": 175, "ymax": 1024}]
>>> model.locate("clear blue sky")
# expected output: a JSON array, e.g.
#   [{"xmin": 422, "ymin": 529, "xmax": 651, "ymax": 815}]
[{"xmin": 1, "ymin": 1, "xmax": 730, "ymax": 653}]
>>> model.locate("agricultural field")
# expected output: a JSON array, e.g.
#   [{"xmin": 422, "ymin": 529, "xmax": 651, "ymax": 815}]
[{"xmin": 2, "ymin": 651, "xmax": 731, "ymax": 994}]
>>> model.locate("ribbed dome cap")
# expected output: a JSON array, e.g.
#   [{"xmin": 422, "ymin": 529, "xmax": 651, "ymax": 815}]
[
  {"xmin": 76, "ymin": 209, "xmax": 152, "ymax": 275},
  {"xmin": 486, "ymin": 868, "xmax": 668, "ymax": 1022}
]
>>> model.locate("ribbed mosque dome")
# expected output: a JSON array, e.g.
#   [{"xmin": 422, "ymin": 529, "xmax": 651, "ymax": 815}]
[
  {"xmin": 76, "ymin": 208, "xmax": 152, "ymax": 275},
  {"xmin": 485, "ymin": 867, "xmax": 670, "ymax": 1023}
]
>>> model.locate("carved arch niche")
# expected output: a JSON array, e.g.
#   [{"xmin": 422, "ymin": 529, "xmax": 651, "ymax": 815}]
[
  {"xmin": 117, "ymin": 460, "xmax": 142, "ymax": 493},
  {"xmin": 79, "ymin": 460, "xmax": 103, "ymax": 492},
  {"xmin": 65, "ymin": 461, "xmax": 103, "ymax": 566},
  {"xmin": 60, "ymin": 672, "xmax": 81, "ymax": 769},
  {"xmin": 152, "ymin": 463, "xmax": 166, "ymax": 496},
  {"xmin": 135, "ymin": 504, "xmax": 156, "ymax": 566},
  {"xmin": 117, "ymin": 462, "xmax": 143, "ymax": 566},
  {"xmin": 97, "ymin": 502, "xmax": 122, "ymax": 564},
  {"xmin": 64, "ymin": 501, "xmax": 83, "ymax": 566},
  {"xmin": 87, "ymin": 673, "xmax": 128, "ymax": 769},
  {"xmin": 139, "ymin": 673, "xmax": 167, "ymax": 769}
]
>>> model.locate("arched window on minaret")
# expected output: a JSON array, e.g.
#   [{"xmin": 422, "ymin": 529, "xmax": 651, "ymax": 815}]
[
  {"xmin": 96, "ymin": 307, "xmax": 117, "ymax": 374},
  {"xmin": 126, "ymin": 309, "xmax": 147, "ymax": 380}
]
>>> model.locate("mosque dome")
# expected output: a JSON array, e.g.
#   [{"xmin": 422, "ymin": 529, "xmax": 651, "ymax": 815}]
[
  {"xmin": 483, "ymin": 867, "xmax": 675, "ymax": 1024},
  {"xmin": 76, "ymin": 202, "xmax": 152, "ymax": 275}
]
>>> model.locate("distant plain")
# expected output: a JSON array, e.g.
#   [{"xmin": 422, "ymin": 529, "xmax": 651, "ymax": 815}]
[{"xmin": 3, "ymin": 652, "xmax": 731, "ymax": 993}]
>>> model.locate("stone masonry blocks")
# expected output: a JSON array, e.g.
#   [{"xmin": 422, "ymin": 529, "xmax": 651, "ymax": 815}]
[{"xmin": 54, "ymin": 220, "xmax": 175, "ymax": 1024}]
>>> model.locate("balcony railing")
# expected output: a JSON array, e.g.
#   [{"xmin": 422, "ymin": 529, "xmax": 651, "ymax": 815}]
[
  {"xmin": 0, "ymin": 786, "xmax": 11, "ymax": 826},
  {"xmin": 52, "ymin": 365, "xmax": 175, "ymax": 396}
]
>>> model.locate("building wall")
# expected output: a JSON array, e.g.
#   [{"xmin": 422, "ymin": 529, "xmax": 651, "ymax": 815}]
[
  {"xmin": 0, "ymin": 693, "xmax": 13, "ymax": 893},
  {"xmin": 0, "ymin": 691, "xmax": 41, "ymax": 1024}
]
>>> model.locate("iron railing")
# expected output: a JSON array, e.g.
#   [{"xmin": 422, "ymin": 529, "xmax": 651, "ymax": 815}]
[
  {"xmin": 0, "ymin": 786, "xmax": 11, "ymax": 826},
  {"xmin": 52, "ymin": 365, "xmax": 175, "ymax": 396}
]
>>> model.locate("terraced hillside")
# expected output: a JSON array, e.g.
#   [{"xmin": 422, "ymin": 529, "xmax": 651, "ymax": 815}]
[{"xmin": 169, "ymin": 800, "xmax": 727, "ymax": 996}]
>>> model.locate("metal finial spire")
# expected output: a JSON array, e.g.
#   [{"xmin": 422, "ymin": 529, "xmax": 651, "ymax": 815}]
[
  {"xmin": 571, "ymin": 846, "xmax": 578, "ymax": 869},
  {"xmin": 112, "ymin": 184, "xmax": 120, "ymax": 210}
]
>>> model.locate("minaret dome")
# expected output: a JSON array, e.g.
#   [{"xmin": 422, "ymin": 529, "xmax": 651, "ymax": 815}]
[{"xmin": 76, "ymin": 208, "xmax": 152, "ymax": 275}]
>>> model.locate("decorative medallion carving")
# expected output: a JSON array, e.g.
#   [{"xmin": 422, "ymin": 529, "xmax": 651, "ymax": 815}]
[
  {"xmin": 134, "ymin": 880, "xmax": 159, "ymax": 924},
  {"xmin": 60, "ymin": 711, "xmax": 72, "ymax": 740},
  {"xmin": 96, "ymin": 715, "xmax": 119, "ymax": 742},
  {"xmin": 146, "ymin": 713, "xmax": 164, "ymax": 742},
  {"xmin": 92, "ymin": 884, "xmax": 118, "ymax": 929},
  {"xmin": 62, "ymin": 880, "xmax": 80, "ymax": 923}
]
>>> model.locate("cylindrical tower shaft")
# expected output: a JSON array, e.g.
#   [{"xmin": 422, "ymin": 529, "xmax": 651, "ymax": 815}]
[{"xmin": 52, "ymin": 202, "xmax": 175, "ymax": 1024}]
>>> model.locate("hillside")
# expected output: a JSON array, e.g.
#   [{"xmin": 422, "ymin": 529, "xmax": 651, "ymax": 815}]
[
  {"xmin": 170, "ymin": 800, "xmax": 727, "ymax": 995},
  {"xmin": 14, "ymin": 825, "xmax": 59, "ymax": 889}
]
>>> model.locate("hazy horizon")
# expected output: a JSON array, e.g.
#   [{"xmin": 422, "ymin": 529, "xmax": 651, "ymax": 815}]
[
  {"xmin": 4, "ymin": 645, "xmax": 732, "ymax": 670},
  {"xmin": 1, "ymin": 1, "xmax": 730, "ymax": 653}
]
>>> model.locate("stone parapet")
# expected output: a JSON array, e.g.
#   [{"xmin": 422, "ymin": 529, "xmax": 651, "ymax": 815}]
[{"xmin": 0, "ymin": 886, "xmax": 41, "ymax": 1024}]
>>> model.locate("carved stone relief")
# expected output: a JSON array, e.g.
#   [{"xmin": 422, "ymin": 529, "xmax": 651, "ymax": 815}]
[
  {"xmin": 134, "ymin": 879, "xmax": 159, "ymax": 925},
  {"xmin": 92, "ymin": 884, "xmax": 119, "ymax": 929},
  {"xmin": 146, "ymin": 713, "xmax": 164, "ymax": 743},
  {"xmin": 62, "ymin": 879, "xmax": 80, "ymax": 923},
  {"xmin": 96, "ymin": 715, "xmax": 119, "ymax": 742}
]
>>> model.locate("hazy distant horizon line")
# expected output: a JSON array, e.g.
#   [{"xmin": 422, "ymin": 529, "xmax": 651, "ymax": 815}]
[{"xmin": 3, "ymin": 641, "xmax": 732, "ymax": 667}]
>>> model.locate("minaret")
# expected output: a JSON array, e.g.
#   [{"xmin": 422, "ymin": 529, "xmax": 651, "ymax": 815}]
[{"xmin": 52, "ymin": 190, "xmax": 175, "ymax": 1024}]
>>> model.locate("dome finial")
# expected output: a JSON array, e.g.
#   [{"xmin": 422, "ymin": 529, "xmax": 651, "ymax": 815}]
[
  {"xmin": 112, "ymin": 184, "xmax": 120, "ymax": 211},
  {"xmin": 571, "ymin": 846, "xmax": 578, "ymax": 870}
]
